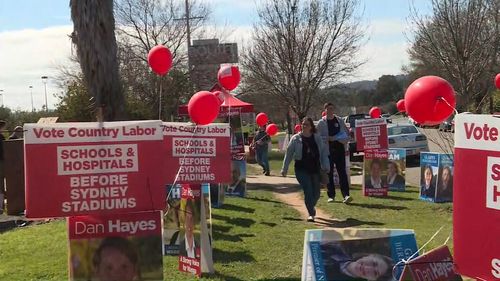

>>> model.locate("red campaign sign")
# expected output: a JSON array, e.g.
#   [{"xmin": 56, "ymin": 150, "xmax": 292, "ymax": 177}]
[
  {"xmin": 399, "ymin": 245, "xmax": 462, "ymax": 281},
  {"xmin": 68, "ymin": 211, "xmax": 162, "ymax": 239},
  {"xmin": 162, "ymin": 122, "xmax": 231, "ymax": 184},
  {"xmin": 355, "ymin": 118, "xmax": 388, "ymax": 151},
  {"xmin": 24, "ymin": 121, "xmax": 166, "ymax": 218},
  {"xmin": 363, "ymin": 149, "xmax": 389, "ymax": 197},
  {"xmin": 453, "ymin": 114, "xmax": 500, "ymax": 280},
  {"xmin": 179, "ymin": 256, "xmax": 201, "ymax": 277}
]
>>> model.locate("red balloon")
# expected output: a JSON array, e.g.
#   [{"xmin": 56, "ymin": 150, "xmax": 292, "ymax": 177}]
[
  {"xmin": 256, "ymin": 113, "xmax": 269, "ymax": 127},
  {"xmin": 405, "ymin": 76, "xmax": 456, "ymax": 125},
  {"xmin": 396, "ymin": 99, "xmax": 405, "ymax": 112},
  {"xmin": 147, "ymin": 45, "xmax": 173, "ymax": 76},
  {"xmin": 218, "ymin": 65, "xmax": 240, "ymax": 91},
  {"xmin": 212, "ymin": 91, "xmax": 225, "ymax": 105},
  {"xmin": 188, "ymin": 91, "xmax": 220, "ymax": 125},
  {"xmin": 266, "ymin": 123, "xmax": 279, "ymax": 136},
  {"xmin": 495, "ymin": 73, "xmax": 500, "ymax": 89},
  {"xmin": 369, "ymin": 107, "xmax": 382, "ymax": 118},
  {"xmin": 322, "ymin": 111, "xmax": 326, "ymax": 117},
  {"xmin": 294, "ymin": 124, "xmax": 301, "ymax": 133}
]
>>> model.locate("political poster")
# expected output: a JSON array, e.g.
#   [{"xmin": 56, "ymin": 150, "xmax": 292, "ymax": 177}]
[
  {"xmin": 224, "ymin": 159, "xmax": 247, "ymax": 197},
  {"xmin": 399, "ymin": 245, "xmax": 462, "ymax": 281},
  {"xmin": 302, "ymin": 228, "xmax": 418, "ymax": 281},
  {"xmin": 68, "ymin": 211, "xmax": 163, "ymax": 281},
  {"xmin": 200, "ymin": 183, "xmax": 214, "ymax": 274},
  {"xmin": 355, "ymin": 118, "xmax": 388, "ymax": 151},
  {"xmin": 419, "ymin": 152, "xmax": 439, "ymax": 202},
  {"xmin": 435, "ymin": 154, "xmax": 454, "ymax": 203},
  {"xmin": 24, "ymin": 121, "xmax": 166, "ymax": 218},
  {"xmin": 178, "ymin": 184, "xmax": 202, "ymax": 277},
  {"xmin": 162, "ymin": 122, "xmax": 231, "ymax": 184},
  {"xmin": 215, "ymin": 109, "xmax": 246, "ymax": 160},
  {"xmin": 363, "ymin": 149, "xmax": 389, "ymax": 196},
  {"xmin": 453, "ymin": 114, "xmax": 500, "ymax": 280},
  {"xmin": 388, "ymin": 149, "xmax": 406, "ymax": 192},
  {"xmin": 163, "ymin": 184, "xmax": 185, "ymax": 256},
  {"xmin": 210, "ymin": 184, "xmax": 225, "ymax": 208}
]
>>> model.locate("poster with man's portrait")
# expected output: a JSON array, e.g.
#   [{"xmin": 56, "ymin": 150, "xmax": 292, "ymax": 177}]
[
  {"xmin": 419, "ymin": 152, "xmax": 439, "ymax": 202},
  {"xmin": 363, "ymin": 149, "xmax": 388, "ymax": 196},
  {"xmin": 163, "ymin": 184, "xmax": 185, "ymax": 256}
]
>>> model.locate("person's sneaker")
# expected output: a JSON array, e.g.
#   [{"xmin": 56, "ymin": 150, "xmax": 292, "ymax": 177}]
[
  {"xmin": 327, "ymin": 198, "xmax": 335, "ymax": 203},
  {"xmin": 265, "ymin": 171, "xmax": 270, "ymax": 176},
  {"xmin": 343, "ymin": 196, "xmax": 353, "ymax": 204},
  {"xmin": 307, "ymin": 216, "xmax": 315, "ymax": 222}
]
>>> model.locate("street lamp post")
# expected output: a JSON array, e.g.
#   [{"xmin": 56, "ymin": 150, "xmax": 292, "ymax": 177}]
[
  {"xmin": 41, "ymin": 76, "xmax": 48, "ymax": 111},
  {"xmin": 29, "ymin": 86, "xmax": 34, "ymax": 112},
  {"xmin": 0, "ymin": 89, "xmax": 3, "ymax": 107}
]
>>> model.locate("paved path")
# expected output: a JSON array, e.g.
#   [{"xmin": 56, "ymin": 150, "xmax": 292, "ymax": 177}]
[{"xmin": 246, "ymin": 173, "xmax": 362, "ymax": 227}]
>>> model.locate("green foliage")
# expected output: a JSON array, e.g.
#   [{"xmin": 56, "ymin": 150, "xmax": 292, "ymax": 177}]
[{"xmin": 55, "ymin": 81, "xmax": 94, "ymax": 122}]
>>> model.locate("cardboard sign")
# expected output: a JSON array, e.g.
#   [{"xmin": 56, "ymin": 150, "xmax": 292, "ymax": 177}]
[
  {"xmin": 68, "ymin": 211, "xmax": 163, "ymax": 281},
  {"xmin": 24, "ymin": 121, "xmax": 166, "ymax": 218},
  {"xmin": 162, "ymin": 122, "xmax": 231, "ymax": 184},
  {"xmin": 178, "ymin": 184, "xmax": 202, "ymax": 277},
  {"xmin": 355, "ymin": 118, "xmax": 388, "ymax": 151},
  {"xmin": 302, "ymin": 228, "xmax": 418, "ymax": 281},
  {"xmin": 163, "ymin": 184, "xmax": 185, "ymax": 256},
  {"xmin": 224, "ymin": 159, "xmax": 246, "ymax": 197},
  {"xmin": 453, "ymin": 114, "xmax": 500, "ymax": 280},
  {"xmin": 399, "ymin": 245, "xmax": 462, "ymax": 281},
  {"xmin": 419, "ymin": 152, "xmax": 439, "ymax": 202},
  {"xmin": 363, "ymin": 149, "xmax": 389, "ymax": 196},
  {"xmin": 388, "ymin": 149, "xmax": 406, "ymax": 191}
]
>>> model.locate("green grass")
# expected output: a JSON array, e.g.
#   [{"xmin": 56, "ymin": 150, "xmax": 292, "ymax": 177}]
[{"xmin": 0, "ymin": 190, "xmax": 312, "ymax": 281}]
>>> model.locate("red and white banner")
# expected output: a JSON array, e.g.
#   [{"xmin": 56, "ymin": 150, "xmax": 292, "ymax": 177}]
[
  {"xmin": 68, "ymin": 211, "xmax": 162, "ymax": 239},
  {"xmin": 162, "ymin": 122, "xmax": 231, "ymax": 184},
  {"xmin": 399, "ymin": 245, "xmax": 462, "ymax": 281},
  {"xmin": 453, "ymin": 114, "xmax": 500, "ymax": 280},
  {"xmin": 355, "ymin": 118, "xmax": 388, "ymax": 151},
  {"xmin": 24, "ymin": 121, "xmax": 166, "ymax": 218}
]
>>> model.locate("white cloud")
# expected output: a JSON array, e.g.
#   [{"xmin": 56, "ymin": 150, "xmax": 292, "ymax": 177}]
[{"xmin": 0, "ymin": 25, "xmax": 73, "ymax": 111}]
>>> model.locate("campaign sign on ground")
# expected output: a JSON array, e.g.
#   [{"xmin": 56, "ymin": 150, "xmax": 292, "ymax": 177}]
[
  {"xmin": 419, "ymin": 152, "xmax": 439, "ymax": 202},
  {"xmin": 68, "ymin": 211, "xmax": 163, "ymax": 281},
  {"xmin": 302, "ymin": 228, "xmax": 418, "ymax": 281},
  {"xmin": 163, "ymin": 183, "xmax": 186, "ymax": 256},
  {"xmin": 435, "ymin": 154, "xmax": 454, "ymax": 203},
  {"xmin": 162, "ymin": 122, "xmax": 231, "ymax": 184},
  {"xmin": 24, "ymin": 121, "xmax": 166, "ymax": 218},
  {"xmin": 178, "ymin": 184, "xmax": 202, "ymax": 277},
  {"xmin": 453, "ymin": 114, "xmax": 500, "ymax": 280},
  {"xmin": 363, "ymin": 149, "xmax": 389, "ymax": 196},
  {"xmin": 224, "ymin": 159, "xmax": 247, "ymax": 197},
  {"xmin": 388, "ymin": 149, "xmax": 406, "ymax": 191},
  {"xmin": 399, "ymin": 245, "xmax": 462, "ymax": 281},
  {"xmin": 355, "ymin": 118, "xmax": 388, "ymax": 151}
]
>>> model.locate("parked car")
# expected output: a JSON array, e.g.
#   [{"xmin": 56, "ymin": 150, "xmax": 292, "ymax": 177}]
[
  {"xmin": 381, "ymin": 113, "xmax": 392, "ymax": 124},
  {"xmin": 344, "ymin": 113, "xmax": 370, "ymax": 157},
  {"xmin": 388, "ymin": 123, "xmax": 429, "ymax": 160},
  {"xmin": 439, "ymin": 115, "xmax": 454, "ymax": 132}
]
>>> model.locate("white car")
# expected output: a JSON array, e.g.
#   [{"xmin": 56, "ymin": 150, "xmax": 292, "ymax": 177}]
[{"xmin": 388, "ymin": 123, "xmax": 429, "ymax": 158}]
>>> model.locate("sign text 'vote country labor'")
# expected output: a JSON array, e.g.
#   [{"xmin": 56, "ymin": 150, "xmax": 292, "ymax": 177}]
[
  {"xmin": 453, "ymin": 114, "xmax": 500, "ymax": 280},
  {"xmin": 24, "ymin": 121, "xmax": 166, "ymax": 218},
  {"xmin": 163, "ymin": 122, "xmax": 231, "ymax": 184}
]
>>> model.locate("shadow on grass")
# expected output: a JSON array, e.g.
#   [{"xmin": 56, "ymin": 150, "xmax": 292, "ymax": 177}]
[
  {"xmin": 214, "ymin": 232, "xmax": 255, "ymax": 242},
  {"xmin": 257, "ymin": 278, "xmax": 300, "ymax": 281},
  {"xmin": 314, "ymin": 217, "xmax": 384, "ymax": 228},
  {"xmin": 212, "ymin": 214, "xmax": 256, "ymax": 228},
  {"xmin": 244, "ymin": 196, "xmax": 284, "ymax": 205},
  {"xmin": 220, "ymin": 203, "xmax": 255, "ymax": 213},
  {"xmin": 260, "ymin": 222, "xmax": 277, "ymax": 227},
  {"xmin": 385, "ymin": 194, "xmax": 415, "ymax": 201},
  {"xmin": 213, "ymin": 248, "xmax": 256, "ymax": 263},
  {"xmin": 282, "ymin": 216, "xmax": 303, "ymax": 222},
  {"xmin": 347, "ymin": 202, "xmax": 407, "ymax": 210},
  {"xmin": 212, "ymin": 224, "xmax": 232, "ymax": 233}
]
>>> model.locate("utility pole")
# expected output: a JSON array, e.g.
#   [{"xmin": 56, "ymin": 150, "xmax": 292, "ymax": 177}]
[
  {"xmin": 29, "ymin": 86, "xmax": 34, "ymax": 112},
  {"xmin": 0, "ymin": 89, "xmax": 3, "ymax": 107},
  {"xmin": 41, "ymin": 76, "xmax": 48, "ymax": 111}
]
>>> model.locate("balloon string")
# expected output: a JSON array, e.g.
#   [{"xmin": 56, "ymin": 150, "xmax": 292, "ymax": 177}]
[
  {"xmin": 158, "ymin": 76, "xmax": 163, "ymax": 120},
  {"xmin": 391, "ymin": 226, "xmax": 444, "ymax": 280},
  {"xmin": 438, "ymin": 96, "xmax": 458, "ymax": 115}
]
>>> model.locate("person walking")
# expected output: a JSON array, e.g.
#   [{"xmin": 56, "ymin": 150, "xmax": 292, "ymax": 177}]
[
  {"xmin": 317, "ymin": 103, "xmax": 352, "ymax": 204},
  {"xmin": 254, "ymin": 125, "xmax": 271, "ymax": 176},
  {"xmin": 281, "ymin": 117, "xmax": 330, "ymax": 222}
]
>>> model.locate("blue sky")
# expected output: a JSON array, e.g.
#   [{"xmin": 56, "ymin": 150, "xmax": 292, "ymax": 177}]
[{"xmin": 0, "ymin": 0, "xmax": 432, "ymax": 111}]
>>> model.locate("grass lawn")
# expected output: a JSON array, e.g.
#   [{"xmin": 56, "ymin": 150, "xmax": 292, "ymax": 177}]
[{"xmin": 0, "ymin": 189, "xmax": 312, "ymax": 281}]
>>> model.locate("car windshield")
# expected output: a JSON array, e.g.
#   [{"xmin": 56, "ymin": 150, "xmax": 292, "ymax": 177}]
[{"xmin": 388, "ymin": 125, "xmax": 418, "ymax": 135}]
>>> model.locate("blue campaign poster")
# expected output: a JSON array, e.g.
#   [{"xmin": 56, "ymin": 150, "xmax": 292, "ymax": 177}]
[
  {"xmin": 435, "ymin": 154, "xmax": 454, "ymax": 203},
  {"xmin": 387, "ymin": 149, "xmax": 406, "ymax": 191},
  {"xmin": 224, "ymin": 159, "xmax": 246, "ymax": 197},
  {"xmin": 419, "ymin": 152, "xmax": 439, "ymax": 202}
]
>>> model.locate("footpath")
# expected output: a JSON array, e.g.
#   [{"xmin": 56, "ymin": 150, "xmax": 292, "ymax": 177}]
[{"xmin": 246, "ymin": 173, "xmax": 363, "ymax": 227}]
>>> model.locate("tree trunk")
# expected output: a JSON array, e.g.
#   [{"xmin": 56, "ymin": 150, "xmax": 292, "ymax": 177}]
[{"xmin": 70, "ymin": 0, "xmax": 125, "ymax": 121}]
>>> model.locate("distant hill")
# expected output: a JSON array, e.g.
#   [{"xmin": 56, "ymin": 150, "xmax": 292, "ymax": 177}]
[{"xmin": 336, "ymin": 74, "xmax": 408, "ymax": 91}]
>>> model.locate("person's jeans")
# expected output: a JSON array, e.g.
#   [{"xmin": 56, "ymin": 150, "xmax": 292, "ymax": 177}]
[
  {"xmin": 295, "ymin": 168, "xmax": 320, "ymax": 217},
  {"xmin": 255, "ymin": 147, "xmax": 269, "ymax": 172},
  {"xmin": 327, "ymin": 151, "xmax": 350, "ymax": 199}
]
